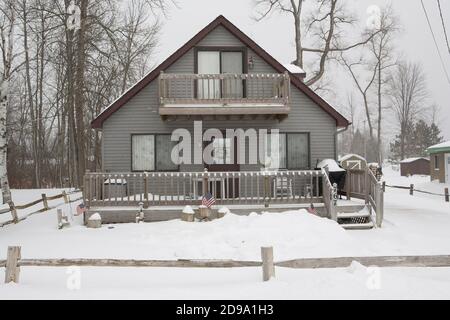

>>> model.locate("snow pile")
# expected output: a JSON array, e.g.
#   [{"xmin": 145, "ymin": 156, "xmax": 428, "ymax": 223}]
[
  {"xmin": 0, "ymin": 209, "xmax": 368, "ymax": 261},
  {"xmin": 182, "ymin": 206, "xmax": 195, "ymax": 215},
  {"xmin": 88, "ymin": 213, "xmax": 101, "ymax": 221}
]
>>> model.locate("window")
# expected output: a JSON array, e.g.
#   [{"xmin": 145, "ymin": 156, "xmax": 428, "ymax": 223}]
[
  {"xmin": 132, "ymin": 134, "xmax": 179, "ymax": 172},
  {"xmin": 156, "ymin": 135, "xmax": 179, "ymax": 171},
  {"xmin": 196, "ymin": 49, "xmax": 244, "ymax": 99},
  {"xmin": 263, "ymin": 133, "xmax": 310, "ymax": 170},
  {"xmin": 435, "ymin": 155, "xmax": 439, "ymax": 170},
  {"xmin": 132, "ymin": 135, "xmax": 155, "ymax": 171},
  {"xmin": 287, "ymin": 133, "xmax": 310, "ymax": 169},
  {"xmin": 264, "ymin": 133, "xmax": 286, "ymax": 169}
]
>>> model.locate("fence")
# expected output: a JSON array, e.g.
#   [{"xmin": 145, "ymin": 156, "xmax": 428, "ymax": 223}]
[
  {"xmin": 0, "ymin": 190, "xmax": 82, "ymax": 227},
  {"xmin": 385, "ymin": 183, "xmax": 450, "ymax": 202},
  {"xmin": 83, "ymin": 170, "xmax": 325, "ymax": 209},
  {"xmin": 3, "ymin": 245, "xmax": 450, "ymax": 284}
]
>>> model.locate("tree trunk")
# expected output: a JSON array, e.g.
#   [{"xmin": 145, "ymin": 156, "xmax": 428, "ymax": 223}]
[{"xmin": 74, "ymin": 0, "xmax": 89, "ymax": 187}]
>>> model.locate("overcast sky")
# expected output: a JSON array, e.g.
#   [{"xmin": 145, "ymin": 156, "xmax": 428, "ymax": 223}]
[{"xmin": 152, "ymin": 0, "xmax": 450, "ymax": 139}]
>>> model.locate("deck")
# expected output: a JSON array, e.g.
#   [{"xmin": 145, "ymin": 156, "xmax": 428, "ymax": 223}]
[{"xmin": 83, "ymin": 169, "xmax": 383, "ymax": 228}]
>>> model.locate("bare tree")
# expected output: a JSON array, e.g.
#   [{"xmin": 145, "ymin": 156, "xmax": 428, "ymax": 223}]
[
  {"xmin": 389, "ymin": 61, "xmax": 428, "ymax": 160},
  {"xmin": 254, "ymin": 0, "xmax": 381, "ymax": 87},
  {"xmin": 369, "ymin": 5, "xmax": 399, "ymax": 162},
  {"xmin": 0, "ymin": 0, "xmax": 15, "ymax": 203}
]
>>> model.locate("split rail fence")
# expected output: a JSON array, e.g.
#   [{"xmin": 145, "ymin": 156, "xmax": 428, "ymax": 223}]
[
  {"xmin": 3, "ymin": 246, "xmax": 450, "ymax": 284},
  {"xmin": 0, "ymin": 190, "xmax": 82, "ymax": 227}
]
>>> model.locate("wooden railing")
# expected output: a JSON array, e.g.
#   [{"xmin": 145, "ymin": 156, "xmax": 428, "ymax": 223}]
[
  {"xmin": 322, "ymin": 168, "xmax": 337, "ymax": 221},
  {"xmin": 159, "ymin": 72, "xmax": 290, "ymax": 106},
  {"xmin": 345, "ymin": 168, "xmax": 384, "ymax": 227},
  {"xmin": 83, "ymin": 170, "xmax": 323, "ymax": 208}
]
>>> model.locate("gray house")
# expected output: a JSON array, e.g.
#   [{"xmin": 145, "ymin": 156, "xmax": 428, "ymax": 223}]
[
  {"xmin": 85, "ymin": 16, "xmax": 381, "ymax": 228},
  {"xmin": 92, "ymin": 15, "xmax": 350, "ymax": 174}
]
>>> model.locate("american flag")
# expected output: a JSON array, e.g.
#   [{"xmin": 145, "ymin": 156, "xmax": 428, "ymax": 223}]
[
  {"xmin": 75, "ymin": 203, "xmax": 87, "ymax": 216},
  {"xmin": 202, "ymin": 192, "xmax": 216, "ymax": 208}
]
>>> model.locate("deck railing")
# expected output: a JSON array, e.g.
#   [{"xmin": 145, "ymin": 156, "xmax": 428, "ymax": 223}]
[
  {"xmin": 159, "ymin": 72, "xmax": 290, "ymax": 106},
  {"xmin": 345, "ymin": 168, "xmax": 384, "ymax": 227},
  {"xmin": 83, "ymin": 170, "xmax": 324, "ymax": 208}
]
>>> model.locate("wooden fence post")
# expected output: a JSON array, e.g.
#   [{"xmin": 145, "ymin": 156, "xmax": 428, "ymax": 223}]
[
  {"xmin": 42, "ymin": 194, "xmax": 49, "ymax": 210},
  {"xmin": 382, "ymin": 181, "xmax": 386, "ymax": 192},
  {"xmin": 410, "ymin": 184, "xmax": 414, "ymax": 196},
  {"xmin": 5, "ymin": 246, "xmax": 21, "ymax": 284},
  {"xmin": 7, "ymin": 201, "xmax": 18, "ymax": 224},
  {"xmin": 261, "ymin": 247, "xmax": 275, "ymax": 281},
  {"xmin": 62, "ymin": 190, "xmax": 69, "ymax": 204},
  {"xmin": 445, "ymin": 188, "xmax": 449, "ymax": 202}
]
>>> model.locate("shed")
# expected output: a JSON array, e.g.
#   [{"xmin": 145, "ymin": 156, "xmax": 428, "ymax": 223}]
[
  {"xmin": 339, "ymin": 154, "xmax": 367, "ymax": 170},
  {"xmin": 426, "ymin": 141, "xmax": 450, "ymax": 183},
  {"xmin": 399, "ymin": 157, "xmax": 430, "ymax": 177}
]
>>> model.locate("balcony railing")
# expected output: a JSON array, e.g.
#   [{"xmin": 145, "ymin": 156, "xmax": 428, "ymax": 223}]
[{"xmin": 159, "ymin": 72, "xmax": 290, "ymax": 108}]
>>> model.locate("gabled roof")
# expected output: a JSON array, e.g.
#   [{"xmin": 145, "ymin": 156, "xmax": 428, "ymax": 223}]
[{"xmin": 91, "ymin": 15, "xmax": 350, "ymax": 129}]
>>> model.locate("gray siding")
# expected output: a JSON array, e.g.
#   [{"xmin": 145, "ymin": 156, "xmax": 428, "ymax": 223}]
[{"xmin": 102, "ymin": 25, "xmax": 336, "ymax": 173}]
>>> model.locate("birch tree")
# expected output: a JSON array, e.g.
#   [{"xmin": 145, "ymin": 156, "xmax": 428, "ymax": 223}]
[{"xmin": 0, "ymin": 0, "xmax": 15, "ymax": 203}]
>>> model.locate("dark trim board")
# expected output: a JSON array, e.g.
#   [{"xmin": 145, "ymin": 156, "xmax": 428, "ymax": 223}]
[{"xmin": 91, "ymin": 15, "xmax": 350, "ymax": 129}]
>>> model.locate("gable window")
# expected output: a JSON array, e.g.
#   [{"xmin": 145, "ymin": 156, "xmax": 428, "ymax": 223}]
[
  {"xmin": 132, "ymin": 135, "xmax": 155, "ymax": 171},
  {"xmin": 196, "ymin": 48, "xmax": 245, "ymax": 99},
  {"xmin": 264, "ymin": 133, "xmax": 310, "ymax": 170},
  {"xmin": 132, "ymin": 134, "xmax": 179, "ymax": 172}
]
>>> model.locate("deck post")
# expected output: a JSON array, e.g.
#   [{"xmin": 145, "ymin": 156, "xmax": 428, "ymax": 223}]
[
  {"xmin": 202, "ymin": 168, "xmax": 209, "ymax": 196},
  {"xmin": 264, "ymin": 173, "xmax": 270, "ymax": 208},
  {"xmin": 346, "ymin": 171, "xmax": 351, "ymax": 200},
  {"xmin": 144, "ymin": 172, "xmax": 149, "ymax": 209},
  {"xmin": 5, "ymin": 246, "xmax": 21, "ymax": 284},
  {"xmin": 364, "ymin": 168, "xmax": 370, "ymax": 205},
  {"xmin": 261, "ymin": 247, "xmax": 275, "ymax": 281}
]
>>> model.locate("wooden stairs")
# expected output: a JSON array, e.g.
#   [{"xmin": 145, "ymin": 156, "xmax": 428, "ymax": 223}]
[{"xmin": 337, "ymin": 208, "xmax": 374, "ymax": 230}]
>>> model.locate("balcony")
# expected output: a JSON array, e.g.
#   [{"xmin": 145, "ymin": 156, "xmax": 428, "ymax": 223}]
[{"xmin": 158, "ymin": 72, "xmax": 291, "ymax": 119}]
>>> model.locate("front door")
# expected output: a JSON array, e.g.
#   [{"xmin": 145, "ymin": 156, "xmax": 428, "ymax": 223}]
[{"xmin": 204, "ymin": 135, "xmax": 240, "ymax": 199}]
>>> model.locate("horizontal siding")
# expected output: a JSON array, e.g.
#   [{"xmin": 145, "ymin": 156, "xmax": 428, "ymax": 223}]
[{"xmin": 102, "ymin": 25, "xmax": 336, "ymax": 172}]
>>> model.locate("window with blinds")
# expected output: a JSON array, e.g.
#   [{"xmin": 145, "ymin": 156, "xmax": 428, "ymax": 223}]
[{"xmin": 132, "ymin": 135, "xmax": 155, "ymax": 171}]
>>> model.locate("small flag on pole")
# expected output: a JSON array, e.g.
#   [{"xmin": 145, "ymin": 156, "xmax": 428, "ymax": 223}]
[
  {"xmin": 202, "ymin": 192, "xmax": 216, "ymax": 208},
  {"xmin": 76, "ymin": 203, "xmax": 87, "ymax": 216}
]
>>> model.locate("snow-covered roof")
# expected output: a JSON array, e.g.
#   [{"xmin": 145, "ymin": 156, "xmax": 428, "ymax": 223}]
[
  {"xmin": 283, "ymin": 63, "xmax": 305, "ymax": 75},
  {"xmin": 427, "ymin": 141, "xmax": 450, "ymax": 153},
  {"xmin": 339, "ymin": 154, "xmax": 366, "ymax": 162},
  {"xmin": 317, "ymin": 159, "xmax": 345, "ymax": 172},
  {"xmin": 400, "ymin": 157, "xmax": 429, "ymax": 164}
]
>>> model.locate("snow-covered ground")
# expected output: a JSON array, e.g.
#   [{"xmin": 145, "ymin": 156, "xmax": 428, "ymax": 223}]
[{"xmin": 1, "ymin": 167, "xmax": 450, "ymax": 299}]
